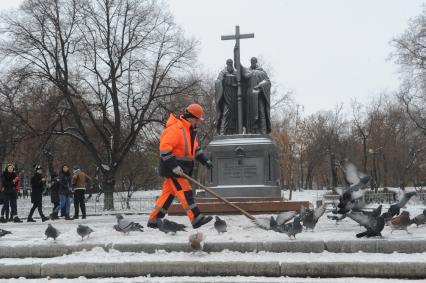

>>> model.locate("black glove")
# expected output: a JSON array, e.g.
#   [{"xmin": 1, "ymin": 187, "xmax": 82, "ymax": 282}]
[{"xmin": 206, "ymin": 160, "xmax": 214, "ymax": 169}]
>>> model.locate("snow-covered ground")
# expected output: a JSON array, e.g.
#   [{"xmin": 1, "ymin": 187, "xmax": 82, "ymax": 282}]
[
  {"xmin": 2, "ymin": 189, "xmax": 425, "ymax": 282},
  {"xmin": 1, "ymin": 277, "xmax": 425, "ymax": 283},
  {"xmin": 1, "ymin": 204, "xmax": 426, "ymax": 248}
]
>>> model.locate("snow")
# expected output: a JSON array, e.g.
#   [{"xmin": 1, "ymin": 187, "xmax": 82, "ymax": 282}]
[
  {"xmin": 2, "ymin": 190, "xmax": 425, "ymax": 281},
  {"xmin": 0, "ymin": 277, "xmax": 425, "ymax": 283},
  {"xmin": 1, "ymin": 205, "xmax": 426, "ymax": 248},
  {"xmin": 1, "ymin": 247, "xmax": 426, "ymax": 265}
]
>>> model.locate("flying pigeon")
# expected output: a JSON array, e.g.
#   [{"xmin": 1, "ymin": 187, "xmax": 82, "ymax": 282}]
[
  {"xmin": 157, "ymin": 219, "xmax": 186, "ymax": 234},
  {"xmin": 276, "ymin": 216, "xmax": 303, "ymax": 239},
  {"xmin": 410, "ymin": 209, "xmax": 426, "ymax": 227},
  {"xmin": 327, "ymin": 214, "xmax": 346, "ymax": 225},
  {"xmin": 389, "ymin": 211, "xmax": 411, "ymax": 234},
  {"xmin": 346, "ymin": 211, "xmax": 385, "ymax": 238},
  {"xmin": 361, "ymin": 205, "xmax": 383, "ymax": 218},
  {"xmin": 335, "ymin": 161, "xmax": 370, "ymax": 214},
  {"xmin": 77, "ymin": 224, "xmax": 94, "ymax": 240},
  {"xmin": 214, "ymin": 216, "xmax": 227, "ymax": 234},
  {"xmin": 114, "ymin": 214, "xmax": 144, "ymax": 234},
  {"xmin": 300, "ymin": 204, "xmax": 326, "ymax": 231},
  {"xmin": 382, "ymin": 192, "xmax": 417, "ymax": 221},
  {"xmin": 189, "ymin": 231, "xmax": 204, "ymax": 251},
  {"xmin": 0, "ymin": 229, "xmax": 12, "ymax": 238},
  {"xmin": 45, "ymin": 224, "xmax": 60, "ymax": 240},
  {"xmin": 275, "ymin": 211, "xmax": 297, "ymax": 226}
]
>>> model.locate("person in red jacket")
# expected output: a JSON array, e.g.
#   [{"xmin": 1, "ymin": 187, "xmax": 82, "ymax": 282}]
[{"xmin": 148, "ymin": 104, "xmax": 214, "ymax": 229}]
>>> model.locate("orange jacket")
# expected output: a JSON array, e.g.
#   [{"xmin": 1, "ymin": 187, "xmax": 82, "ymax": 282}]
[{"xmin": 159, "ymin": 114, "xmax": 208, "ymax": 177}]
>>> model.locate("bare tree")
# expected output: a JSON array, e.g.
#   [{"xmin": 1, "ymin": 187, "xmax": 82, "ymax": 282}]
[
  {"xmin": 0, "ymin": 0, "xmax": 198, "ymax": 209},
  {"xmin": 393, "ymin": 8, "xmax": 426, "ymax": 134}
]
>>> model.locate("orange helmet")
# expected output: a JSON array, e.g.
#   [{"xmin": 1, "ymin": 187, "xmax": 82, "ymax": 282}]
[{"xmin": 186, "ymin": 103, "xmax": 204, "ymax": 120}]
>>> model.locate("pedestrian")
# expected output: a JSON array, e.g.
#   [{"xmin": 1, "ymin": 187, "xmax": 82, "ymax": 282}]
[
  {"xmin": 27, "ymin": 165, "xmax": 49, "ymax": 222},
  {"xmin": 72, "ymin": 165, "xmax": 91, "ymax": 219},
  {"xmin": 49, "ymin": 172, "xmax": 60, "ymax": 219},
  {"xmin": 147, "ymin": 103, "xmax": 214, "ymax": 229},
  {"xmin": 1, "ymin": 163, "xmax": 22, "ymax": 222},
  {"xmin": 0, "ymin": 183, "xmax": 4, "ymax": 223},
  {"xmin": 51, "ymin": 164, "xmax": 73, "ymax": 220}
]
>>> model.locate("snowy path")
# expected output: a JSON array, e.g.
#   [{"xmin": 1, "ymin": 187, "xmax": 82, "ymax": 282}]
[
  {"xmin": 1, "ymin": 206, "xmax": 426, "ymax": 247},
  {"xmin": 1, "ymin": 276, "xmax": 425, "ymax": 283}
]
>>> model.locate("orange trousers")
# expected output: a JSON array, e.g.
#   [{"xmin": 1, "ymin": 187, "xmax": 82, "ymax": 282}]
[{"xmin": 148, "ymin": 177, "xmax": 202, "ymax": 226}]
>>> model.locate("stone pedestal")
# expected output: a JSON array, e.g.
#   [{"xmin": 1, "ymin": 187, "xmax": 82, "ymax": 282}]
[{"xmin": 203, "ymin": 134, "xmax": 281, "ymax": 197}]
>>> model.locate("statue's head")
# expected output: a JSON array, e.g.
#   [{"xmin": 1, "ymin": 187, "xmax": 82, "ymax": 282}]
[
  {"xmin": 250, "ymin": 57, "xmax": 258, "ymax": 69},
  {"xmin": 226, "ymin": 59, "xmax": 234, "ymax": 72}
]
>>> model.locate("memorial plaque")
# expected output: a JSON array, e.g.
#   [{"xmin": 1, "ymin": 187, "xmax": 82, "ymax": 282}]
[
  {"xmin": 219, "ymin": 157, "xmax": 263, "ymax": 185},
  {"xmin": 204, "ymin": 134, "xmax": 281, "ymax": 197}
]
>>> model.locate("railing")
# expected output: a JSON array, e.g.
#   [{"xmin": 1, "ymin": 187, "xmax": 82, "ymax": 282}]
[
  {"xmin": 323, "ymin": 191, "xmax": 426, "ymax": 205},
  {"xmin": 15, "ymin": 196, "xmax": 157, "ymax": 217}
]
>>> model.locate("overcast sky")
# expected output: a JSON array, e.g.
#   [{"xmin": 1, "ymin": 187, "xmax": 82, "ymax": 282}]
[
  {"xmin": 0, "ymin": 0, "xmax": 424, "ymax": 114},
  {"xmin": 167, "ymin": 0, "xmax": 424, "ymax": 114}
]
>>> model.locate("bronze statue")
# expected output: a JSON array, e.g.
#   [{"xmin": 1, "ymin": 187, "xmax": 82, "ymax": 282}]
[
  {"xmin": 215, "ymin": 59, "xmax": 238, "ymax": 135},
  {"xmin": 241, "ymin": 57, "xmax": 271, "ymax": 134}
]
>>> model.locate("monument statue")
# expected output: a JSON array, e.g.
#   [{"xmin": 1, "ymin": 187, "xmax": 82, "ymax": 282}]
[
  {"xmin": 204, "ymin": 25, "xmax": 280, "ymax": 198},
  {"xmin": 215, "ymin": 59, "xmax": 238, "ymax": 135},
  {"xmin": 241, "ymin": 57, "xmax": 272, "ymax": 134}
]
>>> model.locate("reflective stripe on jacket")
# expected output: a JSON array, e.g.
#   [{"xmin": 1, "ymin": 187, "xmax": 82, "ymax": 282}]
[{"xmin": 158, "ymin": 114, "xmax": 208, "ymax": 177}]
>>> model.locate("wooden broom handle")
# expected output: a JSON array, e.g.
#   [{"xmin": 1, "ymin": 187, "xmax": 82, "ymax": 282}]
[{"xmin": 182, "ymin": 173, "xmax": 255, "ymax": 220}]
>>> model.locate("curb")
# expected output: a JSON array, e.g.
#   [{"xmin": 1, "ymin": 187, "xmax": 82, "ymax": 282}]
[
  {"xmin": 0, "ymin": 239, "xmax": 426, "ymax": 258},
  {"xmin": 1, "ymin": 261, "xmax": 425, "ymax": 279},
  {"xmin": 1, "ymin": 240, "xmax": 426, "ymax": 258}
]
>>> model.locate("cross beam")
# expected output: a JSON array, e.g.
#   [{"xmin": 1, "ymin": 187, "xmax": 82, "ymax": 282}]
[{"xmin": 221, "ymin": 26, "xmax": 254, "ymax": 134}]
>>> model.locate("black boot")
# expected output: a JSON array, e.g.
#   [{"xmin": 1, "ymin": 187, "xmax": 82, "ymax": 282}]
[
  {"xmin": 13, "ymin": 216, "xmax": 23, "ymax": 223},
  {"xmin": 65, "ymin": 214, "xmax": 73, "ymax": 220},
  {"xmin": 192, "ymin": 215, "xmax": 213, "ymax": 229},
  {"xmin": 50, "ymin": 213, "xmax": 59, "ymax": 220},
  {"xmin": 27, "ymin": 217, "xmax": 36, "ymax": 222},
  {"xmin": 41, "ymin": 216, "xmax": 49, "ymax": 222},
  {"xmin": 0, "ymin": 216, "xmax": 6, "ymax": 223},
  {"xmin": 73, "ymin": 215, "xmax": 79, "ymax": 220}
]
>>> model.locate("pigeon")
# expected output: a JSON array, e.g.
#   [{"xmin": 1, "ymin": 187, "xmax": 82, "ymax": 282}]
[
  {"xmin": 0, "ymin": 229, "xmax": 12, "ymax": 238},
  {"xmin": 346, "ymin": 211, "xmax": 385, "ymax": 238},
  {"xmin": 114, "ymin": 214, "xmax": 144, "ymax": 234},
  {"xmin": 410, "ymin": 209, "xmax": 426, "ymax": 227},
  {"xmin": 276, "ymin": 216, "xmax": 303, "ymax": 239},
  {"xmin": 77, "ymin": 224, "xmax": 94, "ymax": 240},
  {"xmin": 327, "ymin": 214, "xmax": 346, "ymax": 225},
  {"xmin": 335, "ymin": 161, "xmax": 370, "ymax": 214},
  {"xmin": 45, "ymin": 224, "xmax": 60, "ymax": 240},
  {"xmin": 360, "ymin": 205, "xmax": 382, "ymax": 218},
  {"xmin": 382, "ymin": 192, "xmax": 417, "ymax": 221},
  {"xmin": 389, "ymin": 211, "xmax": 411, "ymax": 234},
  {"xmin": 300, "ymin": 204, "xmax": 326, "ymax": 231},
  {"xmin": 275, "ymin": 211, "xmax": 297, "ymax": 226},
  {"xmin": 270, "ymin": 215, "xmax": 279, "ymax": 231},
  {"xmin": 214, "ymin": 216, "xmax": 227, "ymax": 234},
  {"xmin": 157, "ymin": 219, "xmax": 186, "ymax": 234},
  {"xmin": 189, "ymin": 231, "xmax": 204, "ymax": 251}
]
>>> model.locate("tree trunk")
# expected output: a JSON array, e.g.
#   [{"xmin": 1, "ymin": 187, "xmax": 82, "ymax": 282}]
[
  {"xmin": 362, "ymin": 136, "xmax": 368, "ymax": 173},
  {"xmin": 102, "ymin": 170, "xmax": 116, "ymax": 210},
  {"xmin": 382, "ymin": 153, "xmax": 388, "ymax": 188},
  {"xmin": 330, "ymin": 153, "xmax": 338, "ymax": 188}
]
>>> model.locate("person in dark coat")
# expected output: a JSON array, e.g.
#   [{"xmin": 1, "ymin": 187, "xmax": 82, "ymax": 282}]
[
  {"xmin": 51, "ymin": 164, "xmax": 73, "ymax": 220},
  {"xmin": 0, "ymin": 163, "xmax": 22, "ymax": 222},
  {"xmin": 27, "ymin": 165, "xmax": 49, "ymax": 222},
  {"xmin": 49, "ymin": 172, "xmax": 60, "ymax": 219}
]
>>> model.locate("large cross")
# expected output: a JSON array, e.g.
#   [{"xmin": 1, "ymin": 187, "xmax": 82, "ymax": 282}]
[{"xmin": 221, "ymin": 26, "xmax": 254, "ymax": 134}]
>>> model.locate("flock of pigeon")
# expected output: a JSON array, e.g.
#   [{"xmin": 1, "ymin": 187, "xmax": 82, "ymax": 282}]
[
  {"xmin": 0, "ymin": 161, "xmax": 425, "ymax": 249},
  {"xmin": 0, "ymin": 214, "xmax": 228, "ymax": 251},
  {"xmin": 266, "ymin": 161, "xmax": 426, "ymax": 239}
]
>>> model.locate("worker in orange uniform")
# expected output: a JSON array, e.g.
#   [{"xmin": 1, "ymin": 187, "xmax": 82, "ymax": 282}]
[{"xmin": 148, "ymin": 104, "xmax": 214, "ymax": 229}]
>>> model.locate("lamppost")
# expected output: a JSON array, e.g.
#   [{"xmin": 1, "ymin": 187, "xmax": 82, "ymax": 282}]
[{"xmin": 368, "ymin": 147, "xmax": 383, "ymax": 192}]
